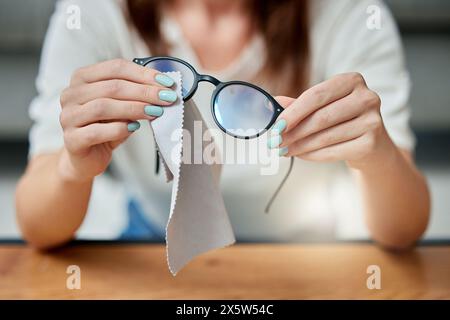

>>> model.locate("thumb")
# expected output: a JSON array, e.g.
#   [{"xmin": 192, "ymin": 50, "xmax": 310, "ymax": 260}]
[
  {"xmin": 110, "ymin": 136, "xmax": 131, "ymax": 149},
  {"xmin": 275, "ymin": 96, "xmax": 296, "ymax": 108}
]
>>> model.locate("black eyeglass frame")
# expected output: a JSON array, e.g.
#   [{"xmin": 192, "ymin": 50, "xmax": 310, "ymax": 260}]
[
  {"xmin": 134, "ymin": 55, "xmax": 293, "ymax": 213},
  {"xmin": 133, "ymin": 56, "xmax": 284, "ymax": 139}
]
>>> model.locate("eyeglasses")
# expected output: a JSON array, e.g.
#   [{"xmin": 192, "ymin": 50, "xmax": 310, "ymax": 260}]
[
  {"xmin": 133, "ymin": 56, "xmax": 286, "ymax": 139},
  {"xmin": 133, "ymin": 56, "xmax": 293, "ymax": 212}
]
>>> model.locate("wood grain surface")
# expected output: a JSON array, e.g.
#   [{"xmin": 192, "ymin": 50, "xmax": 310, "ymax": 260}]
[{"xmin": 0, "ymin": 243, "xmax": 449, "ymax": 299}]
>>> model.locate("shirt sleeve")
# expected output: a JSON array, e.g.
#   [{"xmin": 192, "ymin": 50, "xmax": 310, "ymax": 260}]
[
  {"xmin": 28, "ymin": 0, "xmax": 117, "ymax": 157},
  {"xmin": 322, "ymin": 0, "xmax": 415, "ymax": 151}
]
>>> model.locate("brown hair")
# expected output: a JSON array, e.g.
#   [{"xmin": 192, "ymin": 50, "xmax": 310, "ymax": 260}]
[{"xmin": 126, "ymin": 0, "xmax": 310, "ymax": 96}]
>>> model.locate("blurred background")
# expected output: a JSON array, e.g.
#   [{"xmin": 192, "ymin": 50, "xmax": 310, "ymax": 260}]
[{"xmin": 0, "ymin": 0, "xmax": 449, "ymax": 241}]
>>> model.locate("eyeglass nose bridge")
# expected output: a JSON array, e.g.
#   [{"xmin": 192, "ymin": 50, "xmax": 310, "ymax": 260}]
[{"xmin": 197, "ymin": 74, "xmax": 221, "ymax": 86}]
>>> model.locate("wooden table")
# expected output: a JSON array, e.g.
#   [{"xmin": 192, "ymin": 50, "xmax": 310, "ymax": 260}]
[{"xmin": 0, "ymin": 243, "xmax": 449, "ymax": 299}]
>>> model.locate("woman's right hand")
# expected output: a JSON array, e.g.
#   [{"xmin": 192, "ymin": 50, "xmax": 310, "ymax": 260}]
[{"xmin": 58, "ymin": 58, "xmax": 177, "ymax": 182}]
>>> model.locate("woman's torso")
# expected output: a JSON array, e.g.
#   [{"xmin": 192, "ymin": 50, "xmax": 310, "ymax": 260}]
[{"xmin": 106, "ymin": 0, "xmax": 354, "ymax": 241}]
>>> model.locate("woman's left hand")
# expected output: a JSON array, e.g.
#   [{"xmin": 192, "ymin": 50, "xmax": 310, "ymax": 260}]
[{"xmin": 273, "ymin": 72, "xmax": 394, "ymax": 170}]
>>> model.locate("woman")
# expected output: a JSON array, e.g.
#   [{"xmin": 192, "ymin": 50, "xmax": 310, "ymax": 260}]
[{"xmin": 16, "ymin": 0, "xmax": 430, "ymax": 249}]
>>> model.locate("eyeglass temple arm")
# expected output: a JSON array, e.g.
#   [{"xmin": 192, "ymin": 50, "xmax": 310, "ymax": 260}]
[{"xmin": 264, "ymin": 156, "xmax": 294, "ymax": 213}]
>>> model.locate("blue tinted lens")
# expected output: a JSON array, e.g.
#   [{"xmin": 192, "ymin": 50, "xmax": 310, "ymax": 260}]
[
  {"xmin": 213, "ymin": 84, "xmax": 275, "ymax": 137},
  {"xmin": 145, "ymin": 59, "xmax": 195, "ymax": 97}
]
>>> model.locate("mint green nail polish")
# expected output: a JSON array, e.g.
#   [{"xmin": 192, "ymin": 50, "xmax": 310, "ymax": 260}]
[
  {"xmin": 155, "ymin": 74, "xmax": 174, "ymax": 87},
  {"xmin": 279, "ymin": 147, "xmax": 289, "ymax": 156},
  {"xmin": 159, "ymin": 90, "xmax": 177, "ymax": 103},
  {"xmin": 127, "ymin": 121, "xmax": 140, "ymax": 132},
  {"xmin": 144, "ymin": 105, "xmax": 164, "ymax": 117},
  {"xmin": 267, "ymin": 135, "xmax": 282, "ymax": 149},
  {"xmin": 272, "ymin": 119, "xmax": 287, "ymax": 134}
]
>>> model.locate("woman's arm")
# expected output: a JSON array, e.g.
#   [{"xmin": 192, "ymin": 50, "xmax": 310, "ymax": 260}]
[
  {"xmin": 274, "ymin": 73, "xmax": 430, "ymax": 250},
  {"xmin": 350, "ymin": 145, "xmax": 430, "ymax": 249},
  {"xmin": 16, "ymin": 150, "xmax": 93, "ymax": 249},
  {"xmin": 16, "ymin": 59, "xmax": 177, "ymax": 249}
]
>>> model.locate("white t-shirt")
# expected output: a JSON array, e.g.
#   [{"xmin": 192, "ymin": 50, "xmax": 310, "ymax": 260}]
[{"xmin": 28, "ymin": 0, "xmax": 414, "ymax": 241}]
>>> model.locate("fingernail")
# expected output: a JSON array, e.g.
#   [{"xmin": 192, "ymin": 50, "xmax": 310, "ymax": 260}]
[
  {"xmin": 279, "ymin": 147, "xmax": 289, "ymax": 157},
  {"xmin": 144, "ymin": 105, "xmax": 164, "ymax": 117},
  {"xmin": 127, "ymin": 121, "xmax": 140, "ymax": 132},
  {"xmin": 155, "ymin": 74, "xmax": 174, "ymax": 87},
  {"xmin": 272, "ymin": 119, "xmax": 287, "ymax": 134},
  {"xmin": 159, "ymin": 90, "xmax": 177, "ymax": 103},
  {"xmin": 267, "ymin": 135, "xmax": 282, "ymax": 149}
]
